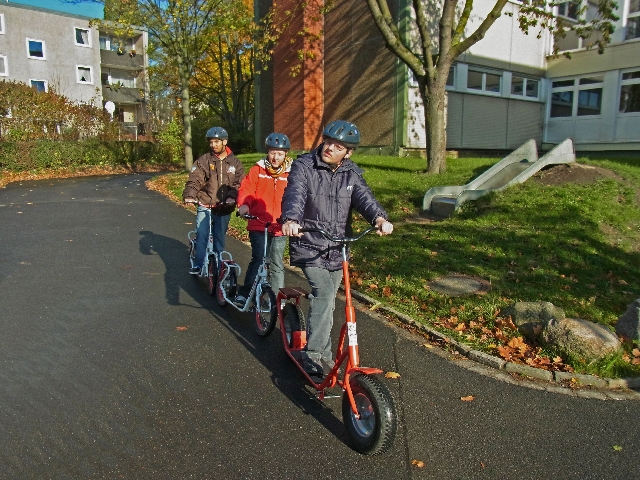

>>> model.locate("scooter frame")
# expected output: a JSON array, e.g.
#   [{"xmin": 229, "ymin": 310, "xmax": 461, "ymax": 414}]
[
  {"xmin": 270, "ymin": 226, "xmax": 397, "ymax": 455},
  {"xmin": 188, "ymin": 203, "xmax": 225, "ymax": 296},
  {"xmin": 215, "ymin": 214, "xmax": 278, "ymax": 337}
]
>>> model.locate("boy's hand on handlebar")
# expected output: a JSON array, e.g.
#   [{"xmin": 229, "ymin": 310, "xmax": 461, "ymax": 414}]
[
  {"xmin": 282, "ymin": 220, "xmax": 303, "ymax": 237},
  {"xmin": 375, "ymin": 217, "xmax": 393, "ymax": 236},
  {"xmin": 237, "ymin": 204, "xmax": 250, "ymax": 217},
  {"xmin": 184, "ymin": 198, "xmax": 197, "ymax": 205}
]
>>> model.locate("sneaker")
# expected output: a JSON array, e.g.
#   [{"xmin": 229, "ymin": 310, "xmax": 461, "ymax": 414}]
[
  {"xmin": 189, "ymin": 266, "xmax": 201, "ymax": 275},
  {"xmin": 302, "ymin": 358, "xmax": 323, "ymax": 377},
  {"xmin": 233, "ymin": 295, "xmax": 247, "ymax": 307}
]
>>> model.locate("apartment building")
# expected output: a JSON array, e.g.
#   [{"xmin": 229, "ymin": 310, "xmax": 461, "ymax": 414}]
[
  {"xmin": 256, "ymin": 0, "xmax": 640, "ymax": 153},
  {"xmin": 0, "ymin": 2, "xmax": 148, "ymax": 132}
]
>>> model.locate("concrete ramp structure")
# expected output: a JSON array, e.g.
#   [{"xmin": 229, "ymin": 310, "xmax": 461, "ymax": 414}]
[{"xmin": 423, "ymin": 138, "xmax": 576, "ymax": 217}]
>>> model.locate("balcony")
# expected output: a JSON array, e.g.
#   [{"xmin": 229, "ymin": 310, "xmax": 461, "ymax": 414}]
[
  {"xmin": 102, "ymin": 85, "xmax": 145, "ymax": 104},
  {"xmin": 100, "ymin": 49, "xmax": 145, "ymax": 69}
]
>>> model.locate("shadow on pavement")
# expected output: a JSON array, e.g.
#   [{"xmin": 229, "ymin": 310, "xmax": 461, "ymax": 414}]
[{"xmin": 139, "ymin": 229, "xmax": 351, "ymax": 449}]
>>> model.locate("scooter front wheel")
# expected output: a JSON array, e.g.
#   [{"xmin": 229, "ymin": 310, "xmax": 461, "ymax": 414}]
[
  {"xmin": 216, "ymin": 263, "xmax": 237, "ymax": 307},
  {"xmin": 342, "ymin": 373, "xmax": 397, "ymax": 455},
  {"xmin": 253, "ymin": 286, "xmax": 277, "ymax": 337}
]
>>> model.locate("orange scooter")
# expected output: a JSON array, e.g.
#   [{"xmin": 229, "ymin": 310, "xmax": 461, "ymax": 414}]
[{"xmin": 260, "ymin": 226, "xmax": 397, "ymax": 455}]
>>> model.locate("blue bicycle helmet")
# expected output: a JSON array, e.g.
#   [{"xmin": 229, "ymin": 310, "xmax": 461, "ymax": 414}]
[
  {"xmin": 265, "ymin": 132, "xmax": 290, "ymax": 150},
  {"xmin": 205, "ymin": 126, "xmax": 228, "ymax": 140},
  {"xmin": 322, "ymin": 120, "xmax": 360, "ymax": 148}
]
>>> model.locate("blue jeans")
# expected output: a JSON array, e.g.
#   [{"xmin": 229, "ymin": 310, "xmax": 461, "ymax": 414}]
[
  {"xmin": 241, "ymin": 232, "xmax": 287, "ymax": 295},
  {"xmin": 302, "ymin": 267, "xmax": 343, "ymax": 363},
  {"xmin": 194, "ymin": 205, "xmax": 231, "ymax": 268}
]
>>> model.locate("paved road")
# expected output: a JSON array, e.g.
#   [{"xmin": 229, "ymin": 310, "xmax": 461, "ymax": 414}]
[{"xmin": 0, "ymin": 174, "xmax": 638, "ymax": 479}]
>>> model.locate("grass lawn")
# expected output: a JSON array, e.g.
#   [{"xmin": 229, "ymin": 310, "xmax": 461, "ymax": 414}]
[{"xmin": 139, "ymin": 152, "xmax": 640, "ymax": 379}]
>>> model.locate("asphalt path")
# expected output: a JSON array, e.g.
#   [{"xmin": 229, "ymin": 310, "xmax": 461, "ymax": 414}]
[{"xmin": 0, "ymin": 174, "xmax": 638, "ymax": 479}]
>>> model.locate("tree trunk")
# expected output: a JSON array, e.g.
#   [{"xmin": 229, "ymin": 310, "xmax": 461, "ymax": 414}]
[
  {"xmin": 180, "ymin": 89, "xmax": 193, "ymax": 172},
  {"xmin": 423, "ymin": 85, "xmax": 447, "ymax": 174}
]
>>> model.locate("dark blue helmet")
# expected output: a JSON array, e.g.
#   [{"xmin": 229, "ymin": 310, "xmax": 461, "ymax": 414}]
[
  {"xmin": 265, "ymin": 132, "xmax": 290, "ymax": 150},
  {"xmin": 322, "ymin": 120, "xmax": 360, "ymax": 148},
  {"xmin": 205, "ymin": 127, "xmax": 228, "ymax": 140}
]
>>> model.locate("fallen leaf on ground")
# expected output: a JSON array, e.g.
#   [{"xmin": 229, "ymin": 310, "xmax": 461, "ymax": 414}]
[
  {"xmin": 613, "ymin": 445, "xmax": 623, "ymax": 451},
  {"xmin": 460, "ymin": 395, "xmax": 475, "ymax": 401},
  {"xmin": 385, "ymin": 371, "xmax": 401, "ymax": 379},
  {"xmin": 411, "ymin": 460, "xmax": 425, "ymax": 468},
  {"xmin": 176, "ymin": 326, "xmax": 189, "ymax": 331}
]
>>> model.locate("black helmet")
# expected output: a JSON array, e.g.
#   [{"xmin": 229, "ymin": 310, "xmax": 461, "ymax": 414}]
[
  {"xmin": 205, "ymin": 127, "xmax": 228, "ymax": 140},
  {"xmin": 322, "ymin": 120, "xmax": 360, "ymax": 148},
  {"xmin": 265, "ymin": 132, "xmax": 290, "ymax": 150}
]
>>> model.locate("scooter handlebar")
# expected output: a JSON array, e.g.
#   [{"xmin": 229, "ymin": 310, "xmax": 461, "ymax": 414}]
[{"xmin": 299, "ymin": 226, "xmax": 377, "ymax": 243}]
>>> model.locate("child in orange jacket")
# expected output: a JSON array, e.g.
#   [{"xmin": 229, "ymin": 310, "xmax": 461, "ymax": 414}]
[{"xmin": 234, "ymin": 133, "xmax": 292, "ymax": 305}]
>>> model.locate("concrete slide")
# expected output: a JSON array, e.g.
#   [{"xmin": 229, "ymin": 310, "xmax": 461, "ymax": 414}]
[{"xmin": 423, "ymin": 138, "xmax": 576, "ymax": 217}]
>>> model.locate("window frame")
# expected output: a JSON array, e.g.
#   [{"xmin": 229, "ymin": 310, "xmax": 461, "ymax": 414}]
[
  {"xmin": 77, "ymin": 65, "xmax": 94, "ymax": 84},
  {"xmin": 26, "ymin": 38, "xmax": 46, "ymax": 60},
  {"xmin": 30, "ymin": 79, "xmax": 48, "ymax": 92},
  {"xmin": 619, "ymin": 68, "xmax": 640, "ymax": 114},
  {"xmin": 556, "ymin": 0, "xmax": 581, "ymax": 20},
  {"xmin": 511, "ymin": 75, "xmax": 541, "ymax": 100},
  {"xmin": 0, "ymin": 13, "xmax": 5, "ymax": 35},
  {"xmin": 626, "ymin": 0, "xmax": 640, "ymax": 40},
  {"xmin": 549, "ymin": 75, "xmax": 605, "ymax": 118},
  {"xmin": 74, "ymin": 27, "xmax": 92, "ymax": 48},
  {"xmin": 466, "ymin": 67, "xmax": 502, "ymax": 95},
  {"xmin": 0, "ymin": 54, "xmax": 7, "ymax": 76}
]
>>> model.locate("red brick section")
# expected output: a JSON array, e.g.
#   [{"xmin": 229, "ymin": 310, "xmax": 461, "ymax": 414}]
[{"xmin": 272, "ymin": 0, "xmax": 325, "ymax": 151}]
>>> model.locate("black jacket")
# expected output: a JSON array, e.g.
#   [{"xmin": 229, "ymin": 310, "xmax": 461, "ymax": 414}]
[{"xmin": 280, "ymin": 145, "xmax": 388, "ymax": 271}]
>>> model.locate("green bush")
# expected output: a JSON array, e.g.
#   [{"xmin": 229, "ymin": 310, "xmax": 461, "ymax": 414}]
[{"xmin": 0, "ymin": 140, "xmax": 178, "ymax": 172}]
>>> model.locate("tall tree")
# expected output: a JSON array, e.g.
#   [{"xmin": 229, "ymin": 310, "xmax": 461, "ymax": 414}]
[
  {"xmin": 365, "ymin": 0, "xmax": 618, "ymax": 173},
  {"xmin": 81, "ymin": 0, "xmax": 239, "ymax": 170}
]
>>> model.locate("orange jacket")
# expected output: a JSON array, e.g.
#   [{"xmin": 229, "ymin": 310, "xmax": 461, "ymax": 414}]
[{"xmin": 237, "ymin": 159, "xmax": 291, "ymax": 235}]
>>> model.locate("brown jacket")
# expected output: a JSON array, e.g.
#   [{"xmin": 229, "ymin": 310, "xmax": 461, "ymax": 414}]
[{"xmin": 182, "ymin": 147, "xmax": 245, "ymax": 206}]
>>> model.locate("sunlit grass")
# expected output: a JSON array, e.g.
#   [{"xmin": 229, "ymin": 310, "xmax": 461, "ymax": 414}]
[{"xmin": 154, "ymin": 152, "xmax": 640, "ymax": 378}]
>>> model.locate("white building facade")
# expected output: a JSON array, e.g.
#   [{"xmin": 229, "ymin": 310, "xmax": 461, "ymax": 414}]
[
  {"xmin": 404, "ymin": 0, "xmax": 640, "ymax": 152},
  {"xmin": 0, "ymin": 3, "xmax": 149, "ymax": 129}
]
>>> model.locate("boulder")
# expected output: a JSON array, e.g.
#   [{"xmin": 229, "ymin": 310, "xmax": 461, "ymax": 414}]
[
  {"xmin": 615, "ymin": 298, "xmax": 640, "ymax": 341},
  {"xmin": 502, "ymin": 301, "xmax": 565, "ymax": 340},
  {"xmin": 542, "ymin": 317, "xmax": 621, "ymax": 361}
]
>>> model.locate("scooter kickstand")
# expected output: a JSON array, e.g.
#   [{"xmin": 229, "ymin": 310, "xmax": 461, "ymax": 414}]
[{"xmin": 316, "ymin": 390, "xmax": 341, "ymax": 400}]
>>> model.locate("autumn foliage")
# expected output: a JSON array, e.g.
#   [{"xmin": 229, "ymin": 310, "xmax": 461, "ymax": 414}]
[{"xmin": 0, "ymin": 80, "xmax": 117, "ymax": 142}]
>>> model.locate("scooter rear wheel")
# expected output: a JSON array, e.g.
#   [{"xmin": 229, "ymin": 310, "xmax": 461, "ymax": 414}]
[
  {"xmin": 282, "ymin": 303, "xmax": 306, "ymax": 348},
  {"xmin": 253, "ymin": 286, "xmax": 277, "ymax": 337},
  {"xmin": 342, "ymin": 373, "xmax": 397, "ymax": 455},
  {"xmin": 216, "ymin": 263, "xmax": 237, "ymax": 307}
]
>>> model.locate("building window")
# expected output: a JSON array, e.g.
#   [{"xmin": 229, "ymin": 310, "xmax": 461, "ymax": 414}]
[
  {"xmin": 0, "ymin": 55, "xmax": 7, "ymax": 76},
  {"xmin": 550, "ymin": 76, "xmax": 603, "ymax": 117},
  {"xmin": 467, "ymin": 68, "xmax": 501, "ymax": 93},
  {"xmin": 557, "ymin": 1, "xmax": 580, "ymax": 20},
  {"xmin": 446, "ymin": 65, "xmax": 455, "ymax": 87},
  {"xmin": 30, "ymin": 80, "xmax": 48, "ymax": 92},
  {"xmin": 75, "ymin": 27, "xmax": 91, "ymax": 47},
  {"xmin": 619, "ymin": 70, "xmax": 640, "ymax": 113},
  {"xmin": 577, "ymin": 88, "xmax": 602, "ymax": 115},
  {"xmin": 626, "ymin": 0, "xmax": 640, "ymax": 40},
  {"xmin": 27, "ymin": 39, "xmax": 45, "ymax": 59},
  {"xmin": 511, "ymin": 76, "xmax": 540, "ymax": 99},
  {"xmin": 0, "ymin": 13, "xmax": 5, "ymax": 35},
  {"xmin": 77, "ymin": 66, "xmax": 93, "ymax": 84}
]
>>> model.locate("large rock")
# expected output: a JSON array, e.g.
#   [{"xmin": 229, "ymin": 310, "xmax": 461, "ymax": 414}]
[
  {"xmin": 615, "ymin": 298, "xmax": 640, "ymax": 341},
  {"xmin": 542, "ymin": 318, "xmax": 621, "ymax": 361},
  {"xmin": 502, "ymin": 301, "xmax": 566, "ymax": 340}
]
